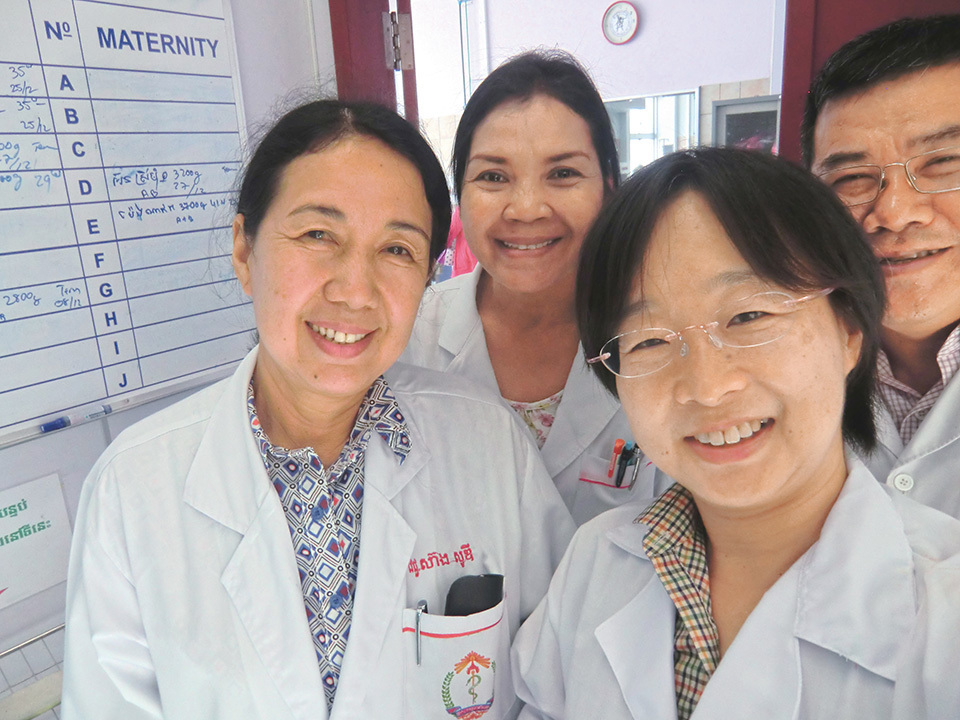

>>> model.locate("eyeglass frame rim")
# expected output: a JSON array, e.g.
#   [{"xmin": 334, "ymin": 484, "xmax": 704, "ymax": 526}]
[
  {"xmin": 586, "ymin": 287, "xmax": 835, "ymax": 379},
  {"xmin": 816, "ymin": 143, "xmax": 960, "ymax": 207}
]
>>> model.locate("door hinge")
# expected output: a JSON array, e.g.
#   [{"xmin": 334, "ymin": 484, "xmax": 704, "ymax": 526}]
[{"xmin": 382, "ymin": 11, "xmax": 414, "ymax": 71}]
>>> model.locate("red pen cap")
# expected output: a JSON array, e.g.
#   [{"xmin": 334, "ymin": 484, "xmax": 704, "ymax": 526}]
[{"xmin": 608, "ymin": 438, "xmax": 626, "ymax": 478}]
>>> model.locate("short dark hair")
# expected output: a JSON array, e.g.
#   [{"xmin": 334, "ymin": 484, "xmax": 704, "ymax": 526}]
[
  {"xmin": 451, "ymin": 50, "xmax": 620, "ymax": 201},
  {"xmin": 577, "ymin": 147, "xmax": 886, "ymax": 452},
  {"xmin": 236, "ymin": 99, "xmax": 451, "ymax": 264},
  {"xmin": 802, "ymin": 14, "xmax": 960, "ymax": 166}
]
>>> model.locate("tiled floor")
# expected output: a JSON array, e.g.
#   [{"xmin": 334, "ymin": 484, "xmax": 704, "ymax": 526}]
[{"xmin": 0, "ymin": 628, "xmax": 64, "ymax": 718}]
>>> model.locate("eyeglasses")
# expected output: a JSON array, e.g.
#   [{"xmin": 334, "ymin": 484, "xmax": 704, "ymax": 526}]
[
  {"xmin": 818, "ymin": 145, "xmax": 960, "ymax": 207},
  {"xmin": 587, "ymin": 289, "xmax": 833, "ymax": 379}
]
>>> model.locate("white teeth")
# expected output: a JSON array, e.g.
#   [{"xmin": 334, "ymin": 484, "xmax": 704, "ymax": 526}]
[
  {"xmin": 310, "ymin": 324, "xmax": 368, "ymax": 344},
  {"xmin": 884, "ymin": 248, "xmax": 942, "ymax": 263},
  {"xmin": 695, "ymin": 419, "xmax": 770, "ymax": 447},
  {"xmin": 501, "ymin": 238, "xmax": 555, "ymax": 250}
]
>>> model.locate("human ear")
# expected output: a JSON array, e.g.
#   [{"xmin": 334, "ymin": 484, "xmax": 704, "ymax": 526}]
[{"xmin": 232, "ymin": 214, "xmax": 254, "ymax": 297}]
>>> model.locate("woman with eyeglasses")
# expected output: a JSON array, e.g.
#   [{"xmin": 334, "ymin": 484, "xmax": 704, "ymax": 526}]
[{"xmin": 511, "ymin": 147, "xmax": 960, "ymax": 719}]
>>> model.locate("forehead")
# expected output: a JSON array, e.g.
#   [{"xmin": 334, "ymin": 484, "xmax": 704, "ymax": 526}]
[
  {"xmin": 636, "ymin": 191, "xmax": 760, "ymax": 305},
  {"xmin": 812, "ymin": 62, "xmax": 960, "ymax": 168},
  {"xmin": 470, "ymin": 94, "xmax": 596, "ymax": 158},
  {"xmin": 270, "ymin": 136, "xmax": 431, "ymax": 227}
]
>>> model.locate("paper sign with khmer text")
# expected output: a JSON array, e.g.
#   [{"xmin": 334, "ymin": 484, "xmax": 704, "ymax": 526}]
[{"xmin": 0, "ymin": 473, "xmax": 72, "ymax": 611}]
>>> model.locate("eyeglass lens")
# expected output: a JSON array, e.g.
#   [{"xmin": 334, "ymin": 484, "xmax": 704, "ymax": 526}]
[
  {"xmin": 602, "ymin": 291, "xmax": 810, "ymax": 378},
  {"xmin": 820, "ymin": 145, "xmax": 960, "ymax": 207}
]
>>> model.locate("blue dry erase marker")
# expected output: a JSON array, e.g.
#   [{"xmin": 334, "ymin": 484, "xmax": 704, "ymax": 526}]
[{"xmin": 39, "ymin": 416, "xmax": 71, "ymax": 433}]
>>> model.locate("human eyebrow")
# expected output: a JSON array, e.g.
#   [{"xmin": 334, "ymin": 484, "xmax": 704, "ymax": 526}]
[
  {"xmin": 466, "ymin": 154, "xmax": 508, "ymax": 166},
  {"xmin": 707, "ymin": 269, "xmax": 763, "ymax": 292},
  {"xmin": 288, "ymin": 204, "xmax": 346, "ymax": 220},
  {"xmin": 814, "ymin": 151, "xmax": 870, "ymax": 172},
  {"xmin": 387, "ymin": 220, "xmax": 430, "ymax": 244},
  {"xmin": 547, "ymin": 151, "xmax": 594, "ymax": 164},
  {"xmin": 909, "ymin": 124, "xmax": 960, "ymax": 150}
]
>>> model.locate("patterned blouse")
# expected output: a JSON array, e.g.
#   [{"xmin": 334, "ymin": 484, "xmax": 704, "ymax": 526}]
[
  {"xmin": 507, "ymin": 389, "xmax": 564, "ymax": 449},
  {"xmin": 247, "ymin": 376, "xmax": 411, "ymax": 710},
  {"xmin": 636, "ymin": 484, "xmax": 719, "ymax": 720}
]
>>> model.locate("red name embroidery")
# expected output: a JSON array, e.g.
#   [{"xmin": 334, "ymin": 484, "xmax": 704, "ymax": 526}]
[{"xmin": 408, "ymin": 543, "xmax": 474, "ymax": 577}]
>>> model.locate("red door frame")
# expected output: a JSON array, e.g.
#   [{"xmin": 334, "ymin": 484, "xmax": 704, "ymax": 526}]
[{"xmin": 327, "ymin": 0, "xmax": 419, "ymax": 126}]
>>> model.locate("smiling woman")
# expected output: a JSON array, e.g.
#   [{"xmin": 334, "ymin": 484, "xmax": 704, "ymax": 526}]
[
  {"xmin": 402, "ymin": 51, "xmax": 669, "ymax": 525},
  {"xmin": 512, "ymin": 147, "xmax": 960, "ymax": 720},
  {"xmin": 60, "ymin": 100, "xmax": 575, "ymax": 720}
]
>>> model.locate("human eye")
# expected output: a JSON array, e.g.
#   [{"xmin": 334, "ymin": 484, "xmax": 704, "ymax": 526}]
[
  {"xmin": 472, "ymin": 169, "xmax": 507, "ymax": 184},
  {"xmin": 548, "ymin": 166, "xmax": 584, "ymax": 183},
  {"xmin": 383, "ymin": 244, "xmax": 412, "ymax": 258},
  {"xmin": 826, "ymin": 166, "xmax": 878, "ymax": 194},
  {"xmin": 913, "ymin": 148, "xmax": 960, "ymax": 180},
  {"xmin": 305, "ymin": 229, "xmax": 327, "ymax": 240},
  {"xmin": 621, "ymin": 330, "xmax": 670, "ymax": 354}
]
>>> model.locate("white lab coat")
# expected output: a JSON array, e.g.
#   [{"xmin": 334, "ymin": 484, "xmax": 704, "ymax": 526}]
[
  {"xmin": 512, "ymin": 459, "xmax": 960, "ymax": 720},
  {"xmin": 402, "ymin": 267, "xmax": 666, "ymax": 525},
  {"xmin": 862, "ymin": 374, "xmax": 960, "ymax": 518},
  {"xmin": 61, "ymin": 349, "xmax": 575, "ymax": 720}
]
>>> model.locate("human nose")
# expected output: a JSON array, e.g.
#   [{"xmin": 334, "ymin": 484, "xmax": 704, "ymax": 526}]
[
  {"xmin": 502, "ymin": 178, "xmax": 550, "ymax": 222},
  {"xmin": 859, "ymin": 163, "xmax": 936, "ymax": 235},
  {"xmin": 322, "ymin": 247, "xmax": 377, "ymax": 308},
  {"xmin": 671, "ymin": 329, "xmax": 746, "ymax": 406}
]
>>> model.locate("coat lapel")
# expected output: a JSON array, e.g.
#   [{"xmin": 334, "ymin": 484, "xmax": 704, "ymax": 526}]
[
  {"xmin": 437, "ymin": 267, "xmax": 500, "ymax": 389},
  {"xmin": 900, "ymin": 371, "xmax": 960, "ymax": 465},
  {"xmin": 329, "ymin": 423, "xmax": 428, "ymax": 719},
  {"xmin": 541, "ymin": 353, "xmax": 621, "ymax": 478},
  {"xmin": 183, "ymin": 349, "xmax": 328, "ymax": 720},
  {"xmin": 691, "ymin": 563, "xmax": 802, "ymax": 719},
  {"xmin": 595, "ymin": 522, "xmax": 678, "ymax": 720}
]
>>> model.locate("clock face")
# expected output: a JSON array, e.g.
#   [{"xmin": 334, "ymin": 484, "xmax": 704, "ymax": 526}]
[{"xmin": 602, "ymin": 1, "xmax": 639, "ymax": 45}]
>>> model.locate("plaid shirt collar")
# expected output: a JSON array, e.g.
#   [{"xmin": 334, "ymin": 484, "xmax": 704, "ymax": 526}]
[
  {"xmin": 876, "ymin": 323, "xmax": 960, "ymax": 444},
  {"xmin": 636, "ymin": 483, "xmax": 719, "ymax": 720}
]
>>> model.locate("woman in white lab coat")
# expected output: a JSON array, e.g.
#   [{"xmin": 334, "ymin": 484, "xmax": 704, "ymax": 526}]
[
  {"xmin": 61, "ymin": 100, "xmax": 575, "ymax": 720},
  {"xmin": 512, "ymin": 147, "xmax": 960, "ymax": 719},
  {"xmin": 402, "ymin": 52, "xmax": 665, "ymax": 524}
]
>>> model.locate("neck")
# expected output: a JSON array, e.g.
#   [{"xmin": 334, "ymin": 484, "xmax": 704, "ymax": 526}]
[
  {"xmin": 700, "ymin": 444, "xmax": 847, "ymax": 604},
  {"xmin": 476, "ymin": 270, "xmax": 577, "ymax": 330},
  {"xmin": 881, "ymin": 322, "xmax": 956, "ymax": 394},
  {"xmin": 252, "ymin": 366, "xmax": 365, "ymax": 467}
]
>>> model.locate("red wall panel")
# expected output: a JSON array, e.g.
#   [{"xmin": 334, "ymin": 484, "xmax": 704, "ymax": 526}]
[{"xmin": 779, "ymin": 0, "xmax": 960, "ymax": 163}]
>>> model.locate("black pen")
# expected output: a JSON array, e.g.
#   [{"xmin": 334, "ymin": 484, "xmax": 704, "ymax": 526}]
[{"xmin": 615, "ymin": 443, "xmax": 636, "ymax": 487}]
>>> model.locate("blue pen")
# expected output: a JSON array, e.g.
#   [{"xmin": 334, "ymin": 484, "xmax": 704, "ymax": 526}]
[{"xmin": 39, "ymin": 404, "xmax": 115, "ymax": 433}]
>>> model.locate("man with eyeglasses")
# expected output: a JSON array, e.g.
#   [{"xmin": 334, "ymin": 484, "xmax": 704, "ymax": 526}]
[{"xmin": 804, "ymin": 15, "xmax": 960, "ymax": 517}]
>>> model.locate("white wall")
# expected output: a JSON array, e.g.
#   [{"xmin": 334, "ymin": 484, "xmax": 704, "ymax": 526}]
[
  {"xmin": 414, "ymin": 0, "xmax": 780, "ymax": 117},
  {"xmin": 231, "ymin": 0, "xmax": 338, "ymax": 136}
]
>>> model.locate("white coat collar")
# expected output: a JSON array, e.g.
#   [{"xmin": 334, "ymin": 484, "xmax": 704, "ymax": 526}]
[
  {"xmin": 182, "ymin": 347, "xmax": 430, "ymax": 720},
  {"xmin": 898, "ymin": 371, "xmax": 960, "ymax": 463},
  {"xmin": 436, "ymin": 265, "xmax": 622, "ymax": 477},
  {"xmin": 597, "ymin": 459, "xmax": 917, "ymax": 719}
]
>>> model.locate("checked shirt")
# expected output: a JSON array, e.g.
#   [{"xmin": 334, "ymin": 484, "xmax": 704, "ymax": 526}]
[
  {"xmin": 637, "ymin": 484, "xmax": 719, "ymax": 720},
  {"xmin": 247, "ymin": 377, "xmax": 411, "ymax": 710}
]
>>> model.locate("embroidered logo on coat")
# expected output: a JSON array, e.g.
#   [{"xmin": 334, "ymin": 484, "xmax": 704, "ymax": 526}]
[{"xmin": 441, "ymin": 651, "xmax": 495, "ymax": 719}]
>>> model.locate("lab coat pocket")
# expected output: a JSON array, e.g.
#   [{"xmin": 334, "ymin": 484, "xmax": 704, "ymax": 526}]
[{"xmin": 402, "ymin": 598, "xmax": 513, "ymax": 719}]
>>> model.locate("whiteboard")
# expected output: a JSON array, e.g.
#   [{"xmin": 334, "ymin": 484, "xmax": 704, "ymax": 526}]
[{"xmin": 0, "ymin": 0, "xmax": 254, "ymax": 447}]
